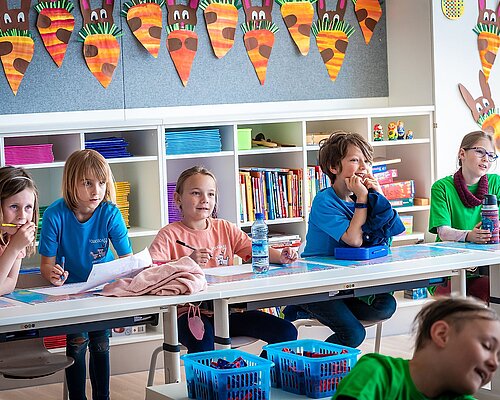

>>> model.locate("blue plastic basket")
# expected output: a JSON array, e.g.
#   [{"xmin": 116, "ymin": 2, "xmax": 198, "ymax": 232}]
[
  {"xmin": 181, "ymin": 349, "xmax": 274, "ymax": 400},
  {"xmin": 263, "ymin": 339, "xmax": 360, "ymax": 399}
]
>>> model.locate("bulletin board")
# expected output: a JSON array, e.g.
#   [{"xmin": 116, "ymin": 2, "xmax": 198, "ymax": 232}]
[{"xmin": 0, "ymin": 0, "xmax": 387, "ymax": 115}]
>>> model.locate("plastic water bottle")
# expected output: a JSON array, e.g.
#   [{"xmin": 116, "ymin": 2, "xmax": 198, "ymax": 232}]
[
  {"xmin": 251, "ymin": 213, "xmax": 269, "ymax": 273},
  {"xmin": 482, "ymin": 194, "xmax": 499, "ymax": 244}
]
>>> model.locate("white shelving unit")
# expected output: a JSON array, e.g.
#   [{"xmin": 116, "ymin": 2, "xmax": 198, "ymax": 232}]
[{"xmin": 0, "ymin": 106, "xmax": 434, "ymax": 386}]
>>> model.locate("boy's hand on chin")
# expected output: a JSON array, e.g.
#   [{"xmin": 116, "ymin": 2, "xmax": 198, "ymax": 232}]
[
  {"xmin": 345, "ymin": 175, "xmax": 368, "ymax": 198},
  {"xmin": 363, "ymin": 173, "xmax": 383, "ymax": 194}
]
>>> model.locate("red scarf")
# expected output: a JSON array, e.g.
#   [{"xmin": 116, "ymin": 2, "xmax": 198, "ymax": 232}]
[{"xmin": 453, "ymin": 168, "xmax": 489, "ymax": 208}]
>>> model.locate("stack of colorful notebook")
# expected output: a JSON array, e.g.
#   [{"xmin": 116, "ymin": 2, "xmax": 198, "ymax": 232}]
[
  {"xmin": 115, "ymin": 181, "xmax": 131, "ymax": 228},
  {"xmin": 36, "ymin": 205, "xmax": 48, "ymax": 241},
  {"xmin": 165, "ymin": 128, "xmax": 221, "ymax": 155},
  {"xmin": 85, "ymin": 137, "xmax": 133, "ymax": 158},
  {"xmin": 167, "ymin": 183, "xmax": 181, "ymax": 222},
  {"xmin": 5, "ymin": 144, "xmax": 54, "ymax": 165}
]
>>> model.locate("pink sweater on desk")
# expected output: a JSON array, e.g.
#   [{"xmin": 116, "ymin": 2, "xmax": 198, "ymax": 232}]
[{"xmin": 100, "ymin": 256, "xmax": 207, "ymax": 297}]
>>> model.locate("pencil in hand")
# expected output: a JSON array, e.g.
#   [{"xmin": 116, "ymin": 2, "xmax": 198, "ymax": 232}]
[
  {"xmin": 1, "ymin": 223, "xmax": 17, "ymax": 227},
  {"xmin": 60, "ymin": 256, "xmax": 65, "ymax": 281},
  {"xmin": 176, "ymin": 239, "xmax": 197, "ymax": 251}
]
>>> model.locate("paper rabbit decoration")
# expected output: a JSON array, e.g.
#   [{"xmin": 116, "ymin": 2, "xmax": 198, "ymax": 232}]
[
  {"xmin": 165, "ymin": 0, "xmax": 199, "ymax": 86},
  {"xmin": 35, "ymin": 0, "xmax": 75, "ymax": 67},
  {"xmin": 473, "ymin": 0, "xmax": 500, "ymax": 81},
  {"xmin": 241, "ymin": 0, "xmax": 278, "ymax": 85},
  {"xmin": 312, "ymin": 0, "xmax": 354, "ymax": 82},
  {"xmin": 459, "ymin": 70, "xmax": 500, "ymax": 149},
  {"xmin": 0, "ymin": 0, "xmax": 34, "ymax": 95},
  {"xmin": 78, "ymin": 0, "xmax": 122, "ymax": 88}
]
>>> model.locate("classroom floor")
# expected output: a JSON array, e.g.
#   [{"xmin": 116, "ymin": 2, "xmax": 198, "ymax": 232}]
[{"xmin": 0, "ymin": 334, "xmax": 414, "ymax": 399}]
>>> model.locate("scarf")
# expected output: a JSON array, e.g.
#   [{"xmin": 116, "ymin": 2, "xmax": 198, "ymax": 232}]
[{"xmin": 453, "ymin": 168, "xmax": 489, "ymax": 208}]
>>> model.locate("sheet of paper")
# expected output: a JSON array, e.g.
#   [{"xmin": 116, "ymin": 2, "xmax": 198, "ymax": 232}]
[
  {"xmin": 30, "ymin": 248, "xmax": 152, "ymax": 295},
  {"xmin": 205, "ymin": 264, "xmax": 280, "ymax": 277}
]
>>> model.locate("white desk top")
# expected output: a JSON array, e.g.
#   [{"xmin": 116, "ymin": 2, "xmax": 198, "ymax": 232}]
[{"xmin": 2, "ymin": 243, "xmax": 500, "ymax": 334}]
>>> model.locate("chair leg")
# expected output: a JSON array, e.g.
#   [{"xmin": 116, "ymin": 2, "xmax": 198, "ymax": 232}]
[
  {"xmin": 63, "ymin": 374, "xmax": 68, "ymax": 400},
  {"xmin": 147, "ymin": 346, "xmax": 163, "ymax": 387},
  {"xmin": 374, "ymin": 322, "xmax": 383, "ymax": 353}
]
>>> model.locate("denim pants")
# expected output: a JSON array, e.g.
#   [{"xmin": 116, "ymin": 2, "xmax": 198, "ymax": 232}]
[
  {"xmin": 178, "ymin": 310, "xmax": 298, "ymax": 353},
  {"xmin": 66, "ymin": 330, "xmax": 110, "ymax": 400},
  {"xmin": 283, "ymin": 294, "xmax": 396, "ymax": 348}
]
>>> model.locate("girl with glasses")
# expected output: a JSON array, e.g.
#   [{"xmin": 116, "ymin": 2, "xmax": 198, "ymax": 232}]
[{"xmin": 429, "ymin": 130, "xmax": 499, "ymax": 303}]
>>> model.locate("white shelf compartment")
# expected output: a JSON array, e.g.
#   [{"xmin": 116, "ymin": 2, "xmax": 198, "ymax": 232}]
[
  {"xmin": 395, "ymin": 205, "xmax": 430, "ymax": 213},
  {"xmin": 165, "ymin": 150, "xmax": 234, "ymax": 160},
  {"xmin": 238, "ymin": 146, "xmax": 303, "ymax": 156},
  {"xmin": 371, "ymin": 138, "xmax": 430, "ymax": 147},
  {"xmin": 240, "ymin": 217, "xmax": 304, "ymax": 228}
]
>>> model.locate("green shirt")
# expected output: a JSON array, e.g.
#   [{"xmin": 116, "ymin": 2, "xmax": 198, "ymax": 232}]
[
  {"xmin": 332, "ymin": 353, "xmax": 476, "ymax": 400},
  {"xmin": 429, "ymin": 174, "xmax": 500, "ymax": 237}
]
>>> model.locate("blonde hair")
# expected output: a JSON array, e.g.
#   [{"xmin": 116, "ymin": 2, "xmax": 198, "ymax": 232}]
[
  {"xmin": 62, "ymin": 150, "xmax": 116, "ymax": 211},
  {"xmin": 413, "ymin": 297, "xmax": 498, "ymax": 351},
  {"xmin": 319, "ymin": 131, "xmax": 373, "ymax": 183},
  {"xmin": 0, "ymin": 167, "xmax": 39, "ymax": 257},
  {"xmin": 175, "ymin": 166, "xmax": 218, "ymax": 218}
]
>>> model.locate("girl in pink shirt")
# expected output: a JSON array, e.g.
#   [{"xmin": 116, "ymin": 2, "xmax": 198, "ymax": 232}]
[
  {"xmin": 149, "ymin": 166, "xmax": 298, "ymax": 353},
  {"xmin": 0, "ymin": 167, "xmax": 38, "ymax": 296}
]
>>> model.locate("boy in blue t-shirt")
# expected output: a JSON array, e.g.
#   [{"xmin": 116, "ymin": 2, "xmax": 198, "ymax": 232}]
[{"xmin": 284, "ymin": 131, "xmax": 399, "ymax": 347}]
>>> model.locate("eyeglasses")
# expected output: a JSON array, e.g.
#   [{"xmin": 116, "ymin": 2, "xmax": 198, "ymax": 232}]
[{"xmin": 463, "ymin": 147, "xmax": 499, "ymax": 162}]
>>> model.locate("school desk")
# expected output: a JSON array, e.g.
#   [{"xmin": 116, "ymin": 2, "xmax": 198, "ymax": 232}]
[{"xmin": 1, "ymin": 243, "xmax": 500, "ymax": 395}]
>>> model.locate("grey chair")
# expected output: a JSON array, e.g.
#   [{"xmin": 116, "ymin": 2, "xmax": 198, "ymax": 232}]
[{"xmin": 292, "ymin": 318, "xmax": 386, "ymax": 353}]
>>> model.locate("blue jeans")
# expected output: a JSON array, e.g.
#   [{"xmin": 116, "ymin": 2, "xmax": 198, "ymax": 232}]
[
  {"xmin": 66, "ymin": 330, "xmax": 110, "ymax": 400},
  {"xmin": 178, "ymin": 310, "xmax": 298, "ymax": 353},
  {"xmin": 283, "ymin": 294, "xmax": 396, "ymax": 348}
]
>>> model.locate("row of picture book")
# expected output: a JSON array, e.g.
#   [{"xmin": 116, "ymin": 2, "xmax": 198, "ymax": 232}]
[{"xmin": 239, "ymin": 168, "xmax": 303, "ymax": 223}]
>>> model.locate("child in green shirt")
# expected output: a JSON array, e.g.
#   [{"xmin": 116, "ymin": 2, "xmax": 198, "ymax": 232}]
[{"xmin": 332, "ymin": 297, "xmax": 500, "ymax": 400}]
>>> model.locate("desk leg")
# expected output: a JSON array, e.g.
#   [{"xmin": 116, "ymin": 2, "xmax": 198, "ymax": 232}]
[
  {"xmin": 162, "ymin": 305, "xmax": 181, "ymax": 384},
  {"xmin": 483, "ymin": 263, "xmax": 500, "ymax": 399},
  {"xmin": 450, "ymin": 269, "xmax": 466, "ymax": 298},
  {"xmin": 213, "ymin": 299, "xmax": 231, "ymax": 350}
]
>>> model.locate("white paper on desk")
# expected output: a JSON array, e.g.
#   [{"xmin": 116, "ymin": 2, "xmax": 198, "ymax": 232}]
[
  {"xmin": 205, "ymin": 264, "xmax": 280, "ymax": 277},
  {"xmin": 30, "ymin": 248, "xmax": 152, "ymax": 295}
]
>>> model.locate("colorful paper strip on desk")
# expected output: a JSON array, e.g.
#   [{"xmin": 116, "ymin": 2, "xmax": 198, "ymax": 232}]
[{"xmin": 428, "ymin": 241, "xmax": 500, "ymax": 252}]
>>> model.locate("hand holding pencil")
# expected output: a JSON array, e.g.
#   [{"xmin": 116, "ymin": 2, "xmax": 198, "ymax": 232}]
[{"xmin": 176, "ymin": 240, "xmax": 212, "ymax": 268}]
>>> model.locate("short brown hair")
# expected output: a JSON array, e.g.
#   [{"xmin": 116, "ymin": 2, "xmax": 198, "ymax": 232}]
[
  {"xmin": 319, "ymin": 131, "xmax": 373, "ymax": 183},
  {"xmin": 175, "ymin": 166, "xmax": 218, "ymax": 218},
  {"xmin": 458, "ymin": 130, "xmax": 495, "ymax": 167},
  {"xmin": 413, "ymin": 297, "xmax": 498, "ymax": 351},
  {"xmin": 0, "ymin": 166, "xmax": 39, "ymax": 257},
  {"xmin": 62, "ymin": 150, "xmax": 116, "ymax": 211}
]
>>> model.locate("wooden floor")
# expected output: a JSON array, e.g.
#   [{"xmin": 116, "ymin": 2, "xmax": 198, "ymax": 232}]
[{"xmin": 0, "ymin": 334, "xmax": 414, "ymax": 399}]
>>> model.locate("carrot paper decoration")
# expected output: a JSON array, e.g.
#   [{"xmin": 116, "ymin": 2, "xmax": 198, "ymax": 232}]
[
  {"xmin": 351, "ymin": 0, "xmax": 381, "ymax": 45},
  {"xmin": 241, "ymin": 0, "xmax": 278, "ymax": 85},
  {"xmin": 473, "ymin": 0, "xmax": 500, "ymax": 81},
  {"xmin": 35, "ymin": 0, "xmax": 75, "ymax": 67},
  {"xmin": 200, "ymin": 0, "xmax": 240, "ymax": 59},
  {"xmin": 459, "ymin": 70, "xmax": 500, "ymax": 149},
  {"xmin": 313, "ymin": 0, "xmax": 353, "ymax": 82},
  {"xmin": 122, "ymin": 0, "xmax": 164, "ymax": 58},
  {"xmin": 165, "ymin": 0, "xmax": 199, "ymax": 86},
  {"xmin": 276, "ymin": 0, "xmax": 316, "ymax": 56},
  {"xmin": 0, "ymin": 0, "xmax": 34, "ymax": 95},
  {"xmin": 78, "ymin": 0, "xmax": 122, "ymax": 88}
]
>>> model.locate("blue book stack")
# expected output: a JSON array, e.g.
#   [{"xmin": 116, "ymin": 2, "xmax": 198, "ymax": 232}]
[
  {"xmin": 165, "ymin": 129, "xmax": 222, "ymax": 155},
  {"xmin": 85, "ymin": 137, "xmax": 133, "ymax": 158}
]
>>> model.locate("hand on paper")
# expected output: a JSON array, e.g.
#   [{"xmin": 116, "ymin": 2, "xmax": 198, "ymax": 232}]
[
  {"xmin": 466, "ymin": 222, "xmax": 492, "ymax": 244},
  {"xmin": 279, "ymin": 247, "xmax": 298, "ymax": 264},
  {"xmin": 189, "ymin": 247, "xmax": 212, "ymax": 268},
  {"xmin": 48, "ymin": 263, "xmax": 68, "ymax": 286},
  {"xmin": 8, "ymin": 222, "xmax": 36, "ymax": 252}
]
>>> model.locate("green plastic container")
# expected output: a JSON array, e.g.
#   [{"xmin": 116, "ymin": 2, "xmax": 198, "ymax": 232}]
[{"xmin": 237, "ymin": 128, "xmax": 252, "ymax": 150}]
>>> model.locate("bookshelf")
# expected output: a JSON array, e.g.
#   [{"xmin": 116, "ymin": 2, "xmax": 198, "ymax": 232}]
[{"xmin": 0, "ymin": 105, "xmax": 434, "ymax": 384}]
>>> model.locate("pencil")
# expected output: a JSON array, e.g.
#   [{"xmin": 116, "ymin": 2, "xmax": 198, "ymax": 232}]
[
  {"xmin": 60, "ymin": 256, "xmax": 65, "ymax": 280},
  {"xmin": 1, "ymin": 223, "xmax": 17, "ymax": 227},
  {"xmin": 176, "ymin": 239, "xmax": 197, "ymax": 251}
]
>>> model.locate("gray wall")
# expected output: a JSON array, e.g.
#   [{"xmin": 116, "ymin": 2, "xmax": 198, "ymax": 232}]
[{"xmin": 1, "ymin": 0, "xmax": 388, "ymax": 114}]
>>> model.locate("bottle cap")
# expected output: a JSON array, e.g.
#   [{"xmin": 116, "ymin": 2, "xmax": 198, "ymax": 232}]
[
  {"xmin": 483, "ymin": 194, "xmax": 498, "ymax": 206},
  {"xmin": 255, "ymin": 212, "xmax": 264, "ymax": 220}
]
